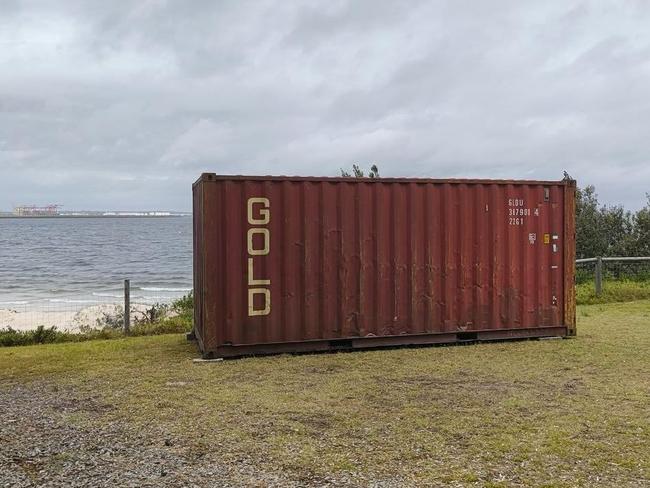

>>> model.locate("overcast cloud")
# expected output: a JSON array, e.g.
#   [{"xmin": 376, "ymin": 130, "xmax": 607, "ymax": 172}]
[{"xmin": 1, "ymin": 0, "xmax": 649, "ymax": 211}]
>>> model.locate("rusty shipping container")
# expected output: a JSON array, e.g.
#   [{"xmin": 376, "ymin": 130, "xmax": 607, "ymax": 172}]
[{"xmin": 193, "ymin": 174, "xmax": 576, "ymax": 358}]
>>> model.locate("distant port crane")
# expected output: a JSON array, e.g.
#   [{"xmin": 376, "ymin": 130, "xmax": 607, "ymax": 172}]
[{"xmin": 13, "ymin": 204, "xmax": 63, "ymax": 216}]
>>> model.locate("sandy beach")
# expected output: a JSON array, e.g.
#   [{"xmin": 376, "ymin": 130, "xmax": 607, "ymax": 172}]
[{"xmin": 0, "ymin": 303, "xmax": 156, "ymax": 332}]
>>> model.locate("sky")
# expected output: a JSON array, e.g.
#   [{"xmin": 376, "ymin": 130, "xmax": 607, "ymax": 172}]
[{"xmin": 1, "ymin": 1, "xmax": 649, "ymax": 212}]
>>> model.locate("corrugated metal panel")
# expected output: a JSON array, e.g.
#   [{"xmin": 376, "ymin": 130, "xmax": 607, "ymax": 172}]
[{"xmin": 193, "ymin": 174, "xmax": 576, "ymax": 358}]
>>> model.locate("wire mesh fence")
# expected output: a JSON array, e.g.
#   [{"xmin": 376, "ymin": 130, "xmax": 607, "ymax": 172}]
[
  {"xmin": 576, "ymin": 257, "xmax": 650, "ymax": 295},
  {"xmin": 0, "ymin": 283, "xmax": 192, "ymax": 332}
]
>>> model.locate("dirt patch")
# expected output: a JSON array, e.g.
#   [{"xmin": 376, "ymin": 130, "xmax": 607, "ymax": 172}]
[
  {"xmin": 48, "ymin": 394, "xmax": 114, "ymax": 415},
  {"xmin": 0, "ymin": 383, "xmax": 365, "ymax": 488}
]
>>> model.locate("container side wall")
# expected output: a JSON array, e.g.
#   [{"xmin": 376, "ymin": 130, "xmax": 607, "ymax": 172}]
[
  {"xmin": 192, "ymin": 183, "xmax": 204, "ymax": 348},
  {"xmin": 200, "ymin": 181, "xmax": 223, "ymax": 352},
  {"xmin": 564, "ymin": 181, "xmax": 577, "ymax": 335},
  {"xmin": 195, "ymin": 177, "xmax": 575, "ymax": 353},
  {"xmin": 357, "ymin": 183, "xmax": 374, "ymax": 337},
  {"xmin": 303, "ymin": 182, "xmax": 322, "ymax": 340}
]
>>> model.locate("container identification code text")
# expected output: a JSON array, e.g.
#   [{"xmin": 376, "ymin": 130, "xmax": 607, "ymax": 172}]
[{"xmin": 507, "ymin": 198, "xmax": 536, "ymax": 226}]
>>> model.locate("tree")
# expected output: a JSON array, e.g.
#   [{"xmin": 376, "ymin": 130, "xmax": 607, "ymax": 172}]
[
  {"xmin": 575, "ymin": 185, "xmax": 634, "ymax": 258},
  {"xmin": 630, "ymin": 194, "xmax": 650, "ymax": 256},
  {"xmin": 575, "ymin": 185, "xmax": 603, "ymax": 259}
]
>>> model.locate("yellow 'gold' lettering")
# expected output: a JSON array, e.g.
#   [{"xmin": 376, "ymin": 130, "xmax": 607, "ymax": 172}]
[{"xmin": 247, "ymin": 197, "xmax": 270, "ymax": 316}]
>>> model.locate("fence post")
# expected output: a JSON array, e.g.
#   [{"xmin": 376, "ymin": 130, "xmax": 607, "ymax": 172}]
[
  {"xmin": 124, "ymin": 279, "xmax": 131, "ymax": 334},
  {"xmin": 595, "ymin": 257, "xmax": 603, "ymax": 296}
]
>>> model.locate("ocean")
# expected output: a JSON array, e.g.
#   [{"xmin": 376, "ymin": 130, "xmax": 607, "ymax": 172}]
[{"xmin": 0, "ymin": 217, "xmax": 193, "ymax": 311}]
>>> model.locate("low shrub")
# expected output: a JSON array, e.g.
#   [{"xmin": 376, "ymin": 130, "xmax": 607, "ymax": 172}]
[{"xmin": 0, "ymin": 326, "xmax": 78, "ymax": 347}]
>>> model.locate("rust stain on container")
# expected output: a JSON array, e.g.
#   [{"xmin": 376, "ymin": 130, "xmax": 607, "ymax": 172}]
[{"xmin": 193, "ymin": 174, "xmax": 576, "ymax": 358}]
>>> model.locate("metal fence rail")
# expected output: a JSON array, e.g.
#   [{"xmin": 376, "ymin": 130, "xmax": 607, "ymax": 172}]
[{"xmin": 576, "ymin": 257, "xmax": 650, "ymax": 263}]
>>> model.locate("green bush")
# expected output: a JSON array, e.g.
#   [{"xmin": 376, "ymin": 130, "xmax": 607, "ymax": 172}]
[
  {"xmin": 134, "ymin": 303, "xmax": 170, "ymax": 325},
  {"xmin": 0, "ymin": 326, "xmax": 77, "ymax": 347},
  {"xmin": 95, "ymin": 305, "xmax": 125, "ymax": 329},
  {"xmin": 129, "ymin": 316, "xmax": 192, "ymax": 336},
  {"xmin": 171, "ymin": 291, "xmax": 193, "ymax": 320},
  {"xmin": 0, "ymin": 319, "xmax": 193, "ymax": 348}
]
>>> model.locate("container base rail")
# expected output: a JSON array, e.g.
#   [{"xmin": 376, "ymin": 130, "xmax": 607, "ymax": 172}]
[{"xmin": 198, "ymin": 326, "xmax": 569, "ymax": 359}]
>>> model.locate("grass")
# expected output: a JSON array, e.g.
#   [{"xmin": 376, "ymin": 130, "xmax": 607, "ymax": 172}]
[
  {"xmin": 1, "ymin": 300, "xmax": 648, "ymax": 486},
  {"xmin": 577, "ymin": 279, "xmax": 650, "ymax": 305}
]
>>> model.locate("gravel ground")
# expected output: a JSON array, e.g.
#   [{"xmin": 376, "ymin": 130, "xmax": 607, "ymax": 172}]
[{"xmin": 0, "ymin": 383, "xmax": 383, "ymax": 488}]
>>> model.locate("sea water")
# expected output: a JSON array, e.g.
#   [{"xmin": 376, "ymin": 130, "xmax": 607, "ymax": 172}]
[{"xmin": 0, "ymin": 217, "xmax": 192, "ymax": 311}]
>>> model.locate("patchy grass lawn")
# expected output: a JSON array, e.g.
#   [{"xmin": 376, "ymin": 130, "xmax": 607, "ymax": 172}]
[{"xmin": 1, "ymin": 301, "xmax": 649, "ymax": 487}]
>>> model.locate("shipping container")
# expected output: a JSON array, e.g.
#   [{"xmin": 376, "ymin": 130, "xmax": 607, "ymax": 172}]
[{"xmin": 192, "ymin": 174, "xmax": 576, "ymax": 358}]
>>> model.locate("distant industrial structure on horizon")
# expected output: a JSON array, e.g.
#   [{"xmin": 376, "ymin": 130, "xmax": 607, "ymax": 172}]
[
  {"xmin": 1, "ymin": 205, "xmax": 190, "ymax": 218},
  {"xmin": 13, "ymin": 204, "xmax": 62, "ymax": 216}
]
